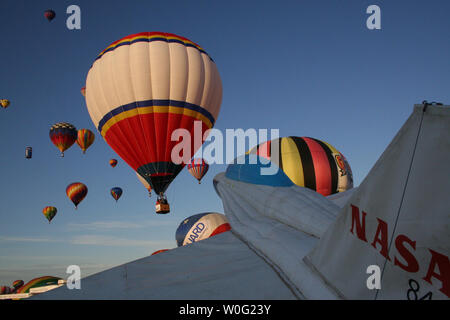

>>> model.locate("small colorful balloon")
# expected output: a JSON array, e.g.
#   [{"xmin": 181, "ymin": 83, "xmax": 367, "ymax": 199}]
[
  {"xmin": 49, "ymin": 122, "xmax": 77, "ymax": 157},
  {"xmin": 44, "ymin": 9, "xmax": 55, "ymax": 21},
  {"xmin": 25, "ymin": 146, "xmax": 32, "ymax": 159},
  {"xmin": 42, "ymin": 206, "xmax": 57, "ymax": 223},
  {"xmin": 109, "ymin": 159, "xmax": 118, "ymax": 168},
  {"xmin": 66, "ymin": 182, "xmax": 88, "ymax": 209},
  {"xmin": 187, "ymin": 158, "xmax": 209, "ymax": 184},
  {"xmin": 76, "ymin": 129, "xmax": 95, "ymax": 154},
  {"xmin": 110, "ymin": 187, "xmax": 123, "ymax": 202},
  {"xmin": 0, "ymin": 99, "xmax": 10, "ymax": 109}
]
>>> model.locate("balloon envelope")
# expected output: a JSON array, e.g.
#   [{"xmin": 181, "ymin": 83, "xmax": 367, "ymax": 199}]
[
  {"xmin": 175, "ymin": 212, "xmax": 231, "ymax": 247},
  {"xmin": 66, "ymin": 182, "xmax": 88, "ymax": 208},
  {"xmin": 0, "ymin": 99, "xmax": 10, "ymax": 108},
  {"xmin": 49, "ymin": 122, "xmax": 77, "ymax": 157},
  {"xmin": 109, "ymin": 159, "xmax": 118, "ymax": 167},
  {"xmin": 76, "ymin": 129, "xmax": 95, "ymax": 153},
  {"xmin": 84, "ymin": 32, "xmax": 222, "ymax": 198},
  {"xmin": 187, "ymin": 158, "xmax": 209, "ymax": 183},
  {"xmin": 136, "ymin": 172, "xmax": 152, "ymax": 193},
  {"xmin": 44, "ymin": 10, "xmax": 55, "ymax": 21},
  {"xmin": 151, "ymin": 249, "xmax": 169, "ymax": 255},
  {"xmin": 16, "ymin": 276, "xmax": 61, "ymax": 293},
  {"xmin": 248, "ymin": 136, "xmax": 353, "ymax": 196},
  {"xmin": 25, "ymin": 146, "xmax": 32, "ymax": 159},
  {"xmin": 110, "ymin": 187, "xmax": 123, "ymax": 202},
  {"xmin": 12, "ymin": 280, "xmax": 24, "ymax": 290},
  {"xmin": 42, "ymin": 206, "xmax": 57, "ymax": 223}
]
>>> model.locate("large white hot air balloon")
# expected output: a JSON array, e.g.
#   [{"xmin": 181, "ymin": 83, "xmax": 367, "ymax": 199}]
[{"xmin": 84, "ymin": 32, "xmax": 222, "ymax": 213}]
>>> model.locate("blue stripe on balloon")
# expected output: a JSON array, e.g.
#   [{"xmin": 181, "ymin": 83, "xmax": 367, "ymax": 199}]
[{"xmin": 97, "ymin": 99, "xmax": 215, "ymax": 134}]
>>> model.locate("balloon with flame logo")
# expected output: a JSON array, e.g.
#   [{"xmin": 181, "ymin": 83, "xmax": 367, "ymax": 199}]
[
  {"xmin": 175, "ymin": 212, "xmax": 231, "ymax": 247},
  {"xmin": 247, "ymin": 136, "xmax": 353, "ymax": 196},
  {"xmin": 66, "ymin": 182, "xmax": 88, "ymax": 209},
  {"xmin": 83, "ymin": 32, "xmax": 222, "ymax": 211}
]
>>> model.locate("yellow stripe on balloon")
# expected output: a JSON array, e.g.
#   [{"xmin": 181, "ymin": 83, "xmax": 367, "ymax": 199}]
[
  {"xmin": 100, "ymin": 106, "xmax": 213, "ymax": 137},
  {"xmin": 280, "ymin": 137, "xmax": 305, "ymax": 187}
]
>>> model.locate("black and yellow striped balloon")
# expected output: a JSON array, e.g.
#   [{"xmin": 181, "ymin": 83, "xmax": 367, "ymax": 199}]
[{"xmin": 248, "ymin": 136, "xmax": 353, "ymax": 196}]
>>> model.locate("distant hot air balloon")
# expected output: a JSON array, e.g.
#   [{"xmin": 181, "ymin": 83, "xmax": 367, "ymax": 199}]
[
  {"xmin": 66, "ymin": 182, "xmax": 88, "ymax": 209},
  {"xmin": 136, "ymin": 172, "xmax": 152, "ymax": 197},
  {"xmin": 187, "ymin": 158, "xmax": 209, "ymax": 184},
  {"xmin": 12, "ymin": 280, "xmax": 24, "ymax": 290},
  {"xmin": 0, "ymin": 99, "xmax": 10, "ymax": 109},
  {"xmin": 151, "ymin": 249, "xmax": 169, "ymax": 255},
  {"xmin": 25, "ymin": 146, "xmax": 32, "ymax": 159},
  {"xmin": 16, "ymin": 276, "xmax": 61, "ymax": 294},
  {"xmin": 247, "ymin": 136, "xmax": 353, "ymax": 196},
  {"xmin": 42, "ymin": 206, "xmax": 57, "ymax": 223},
  {"xmin": 110, "ymin": 187, "xmax": 123, "ymax": 202},
  {"xmin": 76, "ymin": 129, "xmax": 95, "ymax": 154},
  {"xmin": 84, "ymin": 32, "xmax": 222, "ymax": 214},
  {"xmin": 49, "ymin": 122, "xmax": 77, "ymax": 157},
  {"xmin": 44, "ymin": 10, "xmax": 55, "ymax": 21},
  {"xmin": 109, "ymin": 159, "xmax": 118, "ymax": 168},
  {"xmin": 81, "ymin": 86, "xmax": 86, "ymax": 97},
  {"xmin": 175, "ymin": 212, "xmax": 231, "ymax": 247}
]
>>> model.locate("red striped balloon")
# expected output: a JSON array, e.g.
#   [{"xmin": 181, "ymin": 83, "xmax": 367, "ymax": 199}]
[
  {"xmin": 66, "ymin": 182, "xmax": 88, "ymax": 209},
  {"xmin": 76, "ymin": 129, "xmax": 95, "ymax": 154},
  {"xmin": 49, "ymin": 122, "xmax": 77, "ymax": 157},
  {"xmin": 187, "ymin": 158, "xmax": 209, "ymax": 184},
  {"xmin": 248, "ymin": 136, "xmax": 353, "ymax": 196}
]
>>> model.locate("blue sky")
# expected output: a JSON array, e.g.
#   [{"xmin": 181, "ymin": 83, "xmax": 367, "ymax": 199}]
[{"xmin": 0, "ymin": 0, "xmax": 449, "ymax": 285}]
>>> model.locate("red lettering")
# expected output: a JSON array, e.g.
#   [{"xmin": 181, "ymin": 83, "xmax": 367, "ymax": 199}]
[
  {"xmin": 371, "ymin": 218, "xmax": 390, "ymax": 260},
  {"xmin": 394, "ymin": 234, "xmax": 419, "ymax": 272},
  {"xmin": 423, "ymin": 249, "xmax": 450, "ymax": 298},
  {"xmin": 350, "ymin": 205, "xmax": 367, "ymax": 242}
]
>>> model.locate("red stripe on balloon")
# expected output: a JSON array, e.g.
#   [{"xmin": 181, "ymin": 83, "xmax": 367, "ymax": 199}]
[
  {"xmin": 104, "ymin": 113, "xmax": 211, "ymax": 171},
  {"xmin": 210, "ymin": 223, "xmax": 231, "ymax": 237},
  {"xmin": 302, "ymin": 137, "xmax": 332, "ymax": 196}
]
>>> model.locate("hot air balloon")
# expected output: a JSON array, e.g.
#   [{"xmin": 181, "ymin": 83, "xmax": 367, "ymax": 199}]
[
  {"xmin": 109, "ymin": 159, "xmax": 118, "ymax": 168},
  {"xmin": 81, "ymin": 86, "xmax": 86, "ymax": 97},
  {"xmin": 16, "ymin": 276, "xmax": 61, "ymax": 293},
  {"xmin": 49, "ymin": 122, "xmax": 77, "ymax": 157},
  {"xmin": 25, "ymin": 146, "xmax": 32, "ymax": 159},
  {"xmin": 187, "ymin": 158, "xmax": 209, "ymax": 184},
  {"xmin": 76, "ymin": 129, "xmax": 95, "ymax": 154},
  {"xmin": 12, "ymin": 280, "xmax": 24, "ymax": 290},
  {"xmin": 66, "ymin": 182, "xmax": 88, "ymax": 209},
  {"xmin": 84, "ymin": 32, "xmax": 222, "ymax": 214},
  {"xmin": 175, "ymin": 212, "xmax": 231, "ymax": 247},
  {"xmin": 42, "ymin": 206, "xmax": 57, "ymax": 223},
  {"xmin": 0, "ymin": 99, "xmax": 10, "ymax": 109},
  {"xmin": 110, "ymin": 187, "xmax": 123, "ymax": 202},
  {"xmin": 151, "ymin": 249, "xmax": 169, "ymax": 255},
  {"xmin": 44, "ymin": 10, "xmax": 55, "ymax": 21},
  {"xmin": 136, "ymin": 172, "xmax": 152, "ymax": 197},
  {"xmin": 247, "ymin": 136, "xmax": 353, "ymax": 196}
]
